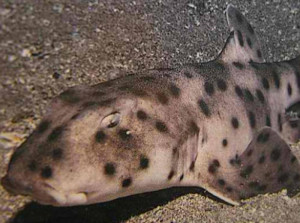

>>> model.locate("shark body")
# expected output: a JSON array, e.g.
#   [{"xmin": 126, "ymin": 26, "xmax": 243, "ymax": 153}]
[{"xmin": 2, "ymin": 5, "xmax": 300, "ymax": 206}]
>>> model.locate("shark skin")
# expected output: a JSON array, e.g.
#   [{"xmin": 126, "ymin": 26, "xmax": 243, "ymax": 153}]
[{"xmin": 1, "ymin": 4, "xmax": 300, "ymax": 206}]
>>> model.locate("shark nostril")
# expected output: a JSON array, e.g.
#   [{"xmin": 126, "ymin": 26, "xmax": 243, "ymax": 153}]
[
  {"xmin": 52, "ymin": 148, "xmax": 63, "ymax": 160},
  {"xmin": 41, "ymin": 166, "xmax": 52, "ymax": 179},
  {"xmin": 1, "ymin": 174, "xmax": 32, "ymax": 195},
  {"xmin": 28, "ymin": 160, "xmax": 37, "ymax": 171},
  {"xmin": 1, "ymin": 175, "xmax": 13, "ymax": 191}
]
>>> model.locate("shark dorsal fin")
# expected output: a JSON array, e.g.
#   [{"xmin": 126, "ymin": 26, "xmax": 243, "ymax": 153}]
[{"xmin": 218, "ymin": 5, "xmax": 264, "ymax": 63}]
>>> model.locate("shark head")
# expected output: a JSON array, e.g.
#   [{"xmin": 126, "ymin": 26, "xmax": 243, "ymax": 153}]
[{"xmin": 1, "ymin": 79, "xmax": 186, "ymax": 206}]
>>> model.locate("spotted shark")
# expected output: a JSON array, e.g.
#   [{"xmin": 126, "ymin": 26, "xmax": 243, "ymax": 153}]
[{"xmin": 2, "ymin": 5, "xmax": 300, "ymax": 206}]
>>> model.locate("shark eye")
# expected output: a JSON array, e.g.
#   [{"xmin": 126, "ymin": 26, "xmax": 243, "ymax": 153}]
[{"xmin": 102, "ymin": 112, "xmax": 121, "ymax": 128}]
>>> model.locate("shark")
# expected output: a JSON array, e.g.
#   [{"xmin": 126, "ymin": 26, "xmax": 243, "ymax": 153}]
[{"xmin": 1, "ymin": 4, "xmax": 300, "ymax": 207}]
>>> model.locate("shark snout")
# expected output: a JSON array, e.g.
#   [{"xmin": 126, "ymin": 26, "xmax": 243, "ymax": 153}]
[
  {"xmin": 1, "ymin": 173, "xmax": 61, "ymax": 205},
  {"xmin": 1, "ymin": 173, "xmax": 33, "ymax": 195},
  {"xmin": 1, "ymin": 172, "xmax": 92, "ymax": 206}
]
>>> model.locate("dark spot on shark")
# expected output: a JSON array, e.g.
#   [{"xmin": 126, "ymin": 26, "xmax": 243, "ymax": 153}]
[
  {"xmin": 208, "ymin": 164, "xmax": 216, "ymax": 174},
  {"xmin": 278, "ymin": 113, "xmax": 282, "ymax": 132},
  {"xmin": 208, "ymin": 159, "xmax": 220, "ymax": 174},
  {"xmin": 294, "ymin": 174, "xmax": 300, "ymax": 182},
  {"xmin": 291, "ymin": 156, "xmax": 297, "ymax": 163},
  {"xmin": 244, "ymin": 89, "xmax": 254, "ymax": 102},
  {"xmin": 71, "ymin": 113, "xmax": 80, "ymax": 120},
  {"xmin": 236, "ymin": 11, "xmax": 243, "ymax": 24},
  {"xmin": 248, "ymin": 181, "xmax": 259, "ymax": 189},
  {"xmin": 257, "ymin": 49, "xmax": 262, "ymax": 58},
  {"xmin": 129, "ymin": 88, "xmax": 147, "ymax": 97},
  {"xmin": 179, "ymin": 174, "xmax": 184, "ymax": 181},
  {"xmin": 82, "ymin": 101, "xmax": 97, "ymax": 108},
  {"xmin": 271, "ymin": 148, "xmax": 281, "ymax": 161},
  {"xmin": 157, "ymin": 92, "xmax": 169, "ymax": 104},
  {"xmin": 59, "ymin": 89, "xmax": 80, "ymax": 104},
  {"xmin": 272, "ymin": 71, "xmax": 280, "ymax": 89},
  {"xmin": 235, "ymin": 86, "xmax": 244, "ymax": 98},
  {"xmin": 278, "ymin": 165, "xmax": 284, "ymax": 172},
  {"xmin": 237, "ymin": 30, "xmax": 244, "ymax": 47},
  {"xmin": 104, "ymin": 163, "xmax": 115, "ymax": 176},
  {"xmin": 287, "ymin": 83, "xmax": 292, "ymax": 96},
  {"xmin": 141, "ymin": 76, "xmax": 156, "ymax": 82},
  {"xmin": 118, "ymin": 129, "xmax": 132, "ymax": 140},
  {"xmin": 170, "ymin": 84, "xmax": 180, "ymax": 97},
  {"xmin": 213, "ymin": 159, "xmax": 220, "ymax": 167},
  {"xmin": 229, "ymin": 154, "xmax": 241, "ymax": 166},
  {"xmin": 184, "ymin": 72, "xmax": 193, "ymax": 78},
  {"xmin": 226, "ymin": 187, "xmax": 233, "ymax": 192},
  {"xmin": 189, "ymin": 161, "xmax": 195, "ymax": 171},
  {"xmin": 290, "ymin": 121, "xmax": 298, "ymax": 128},
  {"xmin": 217, "ymin": 79, "xmax": 227, "ymax": 91},
  {"xmin": 233, "ymin": 62, "xmax": 244, "ymax": 69},
  {"xmin": 172, "ymin": 147, "xmax": 178, "ymax": 156},
  {"xmin": 204, "ymin": 82, "xmax": 214, "ymax": 96},
  {"xmin": 101, "ymin": 81, "xmax": 113, "ymax": 88},
  {"xmin": 258, "ymin": 184, "xmax": 267, "ymax": 192},
  {"xmin": 240, "ymin": 165, "xmax": 253, "ymax": 178},
  {"xmin": 239, "ymin": 195, "xmax": 246, "ymax": 201},
  {"xmin": 265, "ymin": 172, "xmax": 271, "ymax": 178},
  {"xmin": 248, "ymin": 23, "xmax": 254, "ymax": 34},
  {"xmin": 218, "ymin": 179, "xmax": 226, "ymax": 186},
  {"xmin": 37, "ymin": 121, "xmax": 50, "ymax": 134},
  {"xmin": 41, "ymin": 166, "xmax": 52, "ymax": 179},
  {"xmin": 168, "ymin": 170, "xmax": 174, "ymax": 180},
  {"xmin": 257, "ymin": 132, "xmax": 270, "ymax": 143},
  {"xmin": 248, "ymin": 111, "xmax": 256, "ymax": 128},
  {"xmin": 231, "ymin": 117, "xmax": 239, "ymax": 129},
  {"xmin": 48, "ymin": 126, "xmax": 64, "ymax": 141},
  {"xmin": 295, "ymin": 71, "xmax": 300, "ymax": 88},
  {"xmin": 99, "ymin": 98, "xmax": 116, "ymax": 107},
  {"xmin": 28, "ymin": 161, "xmax": 37, "ymax": 171},
  {"xmin": 256, "ymin": 89, "xmax": 265, "ymax": 103},
  {"xmin": 92, "ymin": 91, "xmax": 105, "ymax": 97},
  {"xmin": 118, "ymin": 85, "xmax": 130, "ymax": 91},
  {"xmin": 222, "ymin": 139, "xmax": 228, "ymax": 147},
  {"xmin": 246, "ymin": 37, "xmax": 252, "ymax": 48},
  {"xmin": 266, "ymin": 115, "xmax": 271, "ymax": 127},
  {"xmin": 155, "ymin": 121, "xmax": 168, "ymax": 133},
  {"xmin": 198, "ymin": 99, "xmax": 211, "ymax": 117},
  {"xmin": 250, "ymin": 61, "xmax": 261, "ymax": 70},
  {"xmin": 247, "ymin": 149, "xmax": 253, "ymax": 157},
  {"xmin": 190, "ymin": 121, "xmax": 200, "ymax": 134},
  {"xmin": 140, "ymin": 155, "xmax": 149, "ymax": 169},
  {"xmin": 278, "ymin": 173, "xmax": 289, "ymax": 184},
  {"xmin": 262, "ymin": 78, "xmax": 270, "ymax": 90},
  {"xmin": 137, "ymin": 110, "xmax": 148, "ymax": 120},
  {"xmin": 52, "ymin": 148, "xmax": 63, "ymax": 160},
  {"xmin": 258, "ymin": 154, "xmax": 265, "ymax": 164},
  {"xmin": 122, "ymin": 178, "xmax": 132, "ymax": 188},
  {"xmin": 95, "ymin": 130, "xmax": 106, "ymax": 143}
]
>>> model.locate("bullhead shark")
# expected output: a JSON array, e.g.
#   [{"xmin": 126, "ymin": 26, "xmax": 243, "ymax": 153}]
[{"xmin": 2, "ymin": 4, "xmax": 300, "ymax": 206}]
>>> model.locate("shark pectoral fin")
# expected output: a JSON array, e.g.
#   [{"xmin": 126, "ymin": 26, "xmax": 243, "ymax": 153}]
[
  {"xmin": 218, "ymin": 4, "xmax": 264, "ymax": 63},
  {"xmin": 202, "ymin": 127, "xmax": 300, "ymax": 205}
]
